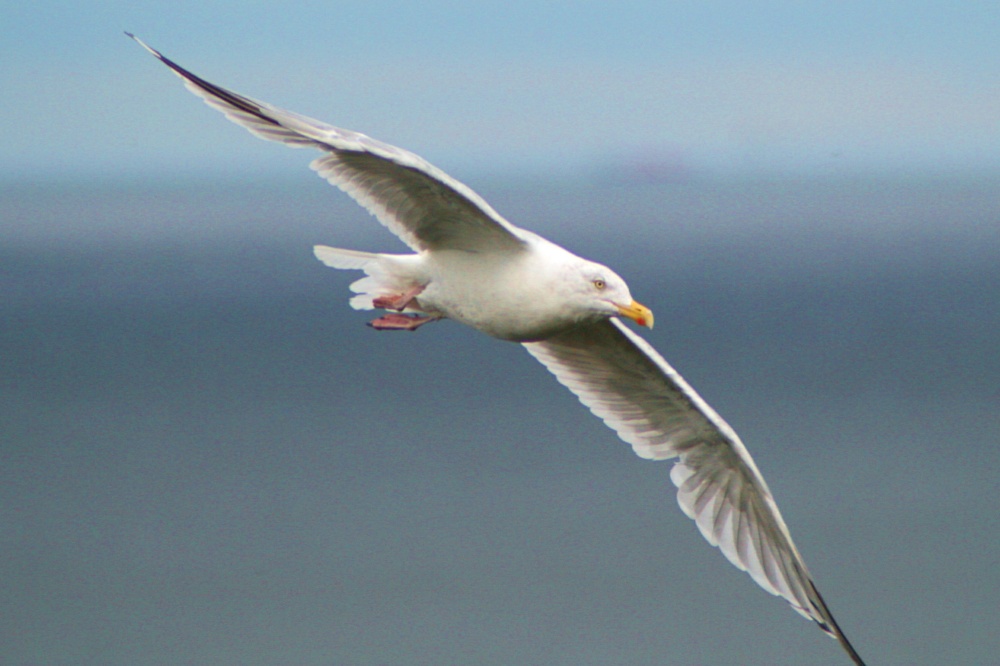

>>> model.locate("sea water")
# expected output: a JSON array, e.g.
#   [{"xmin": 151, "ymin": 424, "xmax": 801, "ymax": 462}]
[{"xmin": 2, "ymin": 175, "xmax": 998, "ymax": 664}]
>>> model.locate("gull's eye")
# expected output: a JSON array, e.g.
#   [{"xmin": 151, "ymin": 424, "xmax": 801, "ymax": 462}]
[{"xmin": 592, "ymin": 278, "xmax": 606, "ymax": 291}]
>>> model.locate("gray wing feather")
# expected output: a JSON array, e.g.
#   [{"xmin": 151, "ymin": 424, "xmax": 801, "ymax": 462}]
[
  {"xmin": 129, "ymin": 34, "xmax": 526, "ymax": 253},
  {"xmin": 523, "ymin": 318, "xmax": 864, "ymax": 664}
]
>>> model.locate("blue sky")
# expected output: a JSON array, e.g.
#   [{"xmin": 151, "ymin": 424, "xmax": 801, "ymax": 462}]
[{"xmin": 3, "ymin": 1, "xmax": 999, "ymax": 180}]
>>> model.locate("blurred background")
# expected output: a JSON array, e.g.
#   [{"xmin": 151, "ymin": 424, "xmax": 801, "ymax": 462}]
[{"xmin": 2, "ymin": 3, "xmax": 998, "ymax": 664}]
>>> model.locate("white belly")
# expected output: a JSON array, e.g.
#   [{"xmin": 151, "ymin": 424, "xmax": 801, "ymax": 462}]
[{"xmin": 418, "ymin": 248, "xmax": 584, "ymax": 342}]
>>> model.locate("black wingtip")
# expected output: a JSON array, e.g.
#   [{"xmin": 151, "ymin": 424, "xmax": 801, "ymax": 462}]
[
  {"xmin": 806, "ymin": 579, "xmax": 867, "ymax": 665},
  {"xmin": 124, "ymin": 32, "xmax": 166, "ymax": 61},
  {"xmin": 126, "ymin": 33, "xmax": 286, "ymax": 132}
]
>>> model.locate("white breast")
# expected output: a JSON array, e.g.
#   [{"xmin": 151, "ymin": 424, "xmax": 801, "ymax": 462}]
[{"xmin": 420, "ymin": 240, "xmax": 588, "ymax": 342}]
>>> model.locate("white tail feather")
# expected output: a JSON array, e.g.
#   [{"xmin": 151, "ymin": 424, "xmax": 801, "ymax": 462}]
[
  {"xmin": 313, "ymin": 245, "xmax": 426, "ymax": 312},
  {"xmin": 313, "ymin": 245, "xmax": 379, "ymax": 270}
]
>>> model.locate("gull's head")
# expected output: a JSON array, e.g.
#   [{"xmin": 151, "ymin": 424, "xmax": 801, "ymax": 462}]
[{"xmin": 567, "ymin": 259, "xmax": 654, "ymax": 330}]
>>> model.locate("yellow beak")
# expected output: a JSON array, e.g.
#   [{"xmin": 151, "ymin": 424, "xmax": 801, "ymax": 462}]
[{"xmin": 616, "ymin": 300, "xmax": 654, "ymax": 329}]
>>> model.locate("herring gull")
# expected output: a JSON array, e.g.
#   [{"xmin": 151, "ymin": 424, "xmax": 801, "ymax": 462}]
[{"xmin": 129, "ymin": 34, "xmax": 866, "ymax": 665}]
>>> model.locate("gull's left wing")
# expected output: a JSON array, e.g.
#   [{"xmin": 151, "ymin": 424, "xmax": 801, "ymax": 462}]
[
  {"xmin": 523, "ymin": 318, "xmax": 865, "ymax": 666},
  {"xmin": 127, "ymin": 34, "xmax": 527, "ymax": 254}
]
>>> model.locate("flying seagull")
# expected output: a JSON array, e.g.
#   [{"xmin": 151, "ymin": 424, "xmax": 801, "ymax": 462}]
[{"xmin": 128, "ymin": 34, "xmax": 866, "ymax": 665}]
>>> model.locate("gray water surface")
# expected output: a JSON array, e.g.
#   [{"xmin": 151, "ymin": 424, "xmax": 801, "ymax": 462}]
[{"xmin": 3, "ymin": 176, "xmax": 998, "ymax": 664}]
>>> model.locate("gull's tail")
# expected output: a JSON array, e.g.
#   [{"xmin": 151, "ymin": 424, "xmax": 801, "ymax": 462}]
[
  {"xmin": 313, "ymin": 245, "xmax": 426, "ymax": 313},
  {"xmin": 313, "ymin": 246, "xmax": 380, "ymax": 271}
]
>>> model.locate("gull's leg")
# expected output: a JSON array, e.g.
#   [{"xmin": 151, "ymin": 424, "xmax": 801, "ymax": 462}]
[
  {"xmin": 367, "ymin": 313, "xmax": 439, "ymax": 331},
  {"xmin": 372, "ymin": 284, "xmax": 426, "ymax": 312},
  {"xmin": 368, "ymin": 284, "xmax": 437, "ymax": 330}
]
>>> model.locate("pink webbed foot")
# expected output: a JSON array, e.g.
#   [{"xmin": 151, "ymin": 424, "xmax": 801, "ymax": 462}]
[
  {"xmin": 372, "ymin": 284, "xmax": 426, "ymax": 312},
  {"xmin": 367, "ymin": 313, "xmax": 438, "ymax": 331}
]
